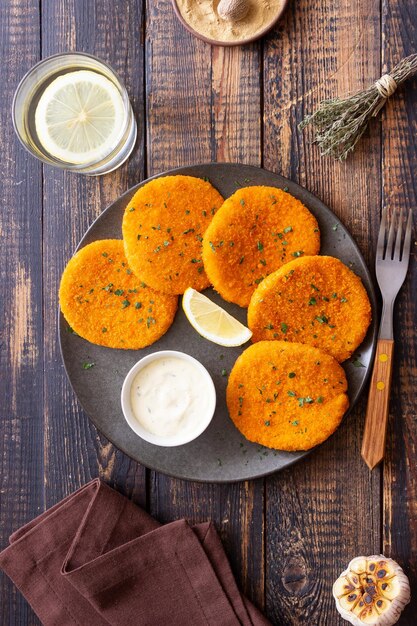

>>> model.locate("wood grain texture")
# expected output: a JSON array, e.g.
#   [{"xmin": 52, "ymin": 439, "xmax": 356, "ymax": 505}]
[
  {"xmin": 0, "ymin": 2, "xmax": 43, "ymax": 624},
  {"xmin": 263, "ymin": 0, "xmax": 383, "ymax": 623},
  {"xmin": 1, "ymin": 0, "xmax": 417, "ymax": 623},
  {"xmin": 146, "ymin": 0, "xmax": 265, "ymax": 611},
  {"xmin": 362, "ymin": 339, "xmax": 394, "ymax": 469},
  {"xmin": 381, "ymin": 0, "xmax": 417, "ymax": 622},
  {"xmin": 39, "ymin": 0, "xmax": 147, "ymax": 508}
]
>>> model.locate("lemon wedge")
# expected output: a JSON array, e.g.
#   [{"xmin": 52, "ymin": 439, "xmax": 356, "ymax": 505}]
[
  {"xmin": 35, "ymin": 70, "xmax": 125, "ymax": 164},
  {"xmin": 182, "ymin": 288, "xmax": 252, "ymax": 347}
]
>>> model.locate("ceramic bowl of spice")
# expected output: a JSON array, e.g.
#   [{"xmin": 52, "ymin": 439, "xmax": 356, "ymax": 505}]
[{"xmin": 171, "ymin": 0, "xmax": 289, "ymax": 47}]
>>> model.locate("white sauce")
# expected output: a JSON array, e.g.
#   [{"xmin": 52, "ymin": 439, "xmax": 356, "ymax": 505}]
[{"xmin": 130, "ymin": 356, "xmax": 213, "ymax": 438}]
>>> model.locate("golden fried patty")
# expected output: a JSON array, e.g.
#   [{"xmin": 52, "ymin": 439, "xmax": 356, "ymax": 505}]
[
  {"xmin": 122, "ymin": 175, "xmax": 224, "ymax": 295},
  {"xmin": 226, "ymin": 341, "xmax": 349, "ymax": 451},
  {"xmin": 248, "ymin": 255, "xmax": 371, "ymax": 362},
  {"xmin": 59, "ymin": 240, "xmax": 178, "ymax": 349},
  {"xmin": 202, "ymin": 186, "xmax": 320, "ymax": 307}
]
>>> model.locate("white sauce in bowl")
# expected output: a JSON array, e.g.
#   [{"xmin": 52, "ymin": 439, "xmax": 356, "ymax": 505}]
[{"xmin": 128, "ymin": 355, "xmax": 215, "ymax": 441}]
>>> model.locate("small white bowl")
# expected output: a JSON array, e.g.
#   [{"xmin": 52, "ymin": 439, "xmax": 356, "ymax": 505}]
[{"xmin": 121, "ymin": 350, "xmax": 216, "ymax": 447}]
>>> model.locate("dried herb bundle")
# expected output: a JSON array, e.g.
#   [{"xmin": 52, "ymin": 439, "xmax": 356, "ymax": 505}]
[{"xmin": 299, "ymin": 54, "xmax": 417, "ymax": 160}]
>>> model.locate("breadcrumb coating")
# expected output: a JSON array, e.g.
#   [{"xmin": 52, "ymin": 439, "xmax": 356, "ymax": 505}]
[
  {"xmin": 122, "ymin": 175, "xmax": 224, "ymax": 295},
  {"xmin": 226, "ymin": 341, "xmax": 349, "ymax": 451},
  {"xmin": 202, "ymin": 186, "xmax": 320, "ymax": 307},
  {"xmin": 59, "ymin": 240, "xmax": 178, "ymax": 349},
  {"xmin": 248, "ymin": 255, "xmax": 371, "ymax": 362}
]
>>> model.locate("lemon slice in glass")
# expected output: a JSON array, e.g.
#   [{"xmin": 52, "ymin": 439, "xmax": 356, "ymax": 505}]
[
  {"xmin": 182, "ymin": 288, "xmax": 252, "ymax": 347},
  {"xmin": 35, "ymin": 70, "xmax": 126, "ymax": 165}
]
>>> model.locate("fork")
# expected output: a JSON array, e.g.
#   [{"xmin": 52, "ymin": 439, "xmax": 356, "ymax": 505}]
[{"xmin": 361, "ymin": 208, "xmax": 413, "ymax": 470}]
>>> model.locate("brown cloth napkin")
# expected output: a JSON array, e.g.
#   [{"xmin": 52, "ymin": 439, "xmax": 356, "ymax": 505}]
[{"xmin": 0, "ymin": 479, "xmax": 270, "ymax": 626}]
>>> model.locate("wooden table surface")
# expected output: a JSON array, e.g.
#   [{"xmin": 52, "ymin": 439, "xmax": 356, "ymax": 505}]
[{"xmin": 1, "ymin": 1, "xmax": 416, "ymax": 624}]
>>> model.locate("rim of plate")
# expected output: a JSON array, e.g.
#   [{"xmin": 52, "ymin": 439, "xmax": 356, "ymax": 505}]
[{"xmin": 59, "ymin": 162, "xmax": 378, "ymax": 483}]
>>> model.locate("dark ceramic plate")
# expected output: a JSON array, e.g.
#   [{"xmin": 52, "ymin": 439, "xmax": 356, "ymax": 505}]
[{"xmin": 59, "ymin": 163, "xmax": 378, "ymax": 483}]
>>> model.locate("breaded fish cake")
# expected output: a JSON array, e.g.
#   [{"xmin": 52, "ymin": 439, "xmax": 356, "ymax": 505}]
[
  {"xmin": 202, "ymin": 186, "xmax": 320, "ymax": 307},
  {"xmin": 59, "ymin": 240, "xmax": 178, "ymax": 349},
  {"xmin": 226, "ymin": 341, "xmax": 349, "ymax": 451},
  {"xmin": 122, "ymin": 175, "xmax": 224, "ymax": 295},
  {"xmin": 248, "ymin": 255, "xmax": 371, "ymax": 362}
]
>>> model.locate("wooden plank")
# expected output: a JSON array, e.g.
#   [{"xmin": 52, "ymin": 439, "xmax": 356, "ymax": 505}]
[
  {"xmin": 263, "ymin": 1, "xmax": 382, "ymax": 623},
  {"xmin": 146, "ymin": 0, "xmax": 265, "ymax": 608},
  {"xmin": 40, "ymin": 0, "xmax": 147, "ymax": 510},
  {"xmin": 381, "ymin": 1, "xmax": 417, "ymax": 622},
  {"xmin": 0, "ymin": 2, "xmax": 43, "ymax": 623}
]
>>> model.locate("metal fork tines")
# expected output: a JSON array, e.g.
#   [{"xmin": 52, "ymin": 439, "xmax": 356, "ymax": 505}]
[{"xmin": 376, "ymin": 207, "xmax": 413, "ymax": 340}]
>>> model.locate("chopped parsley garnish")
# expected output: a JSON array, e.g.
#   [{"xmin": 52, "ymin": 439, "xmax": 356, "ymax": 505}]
[
  {"xmin": 287, "ymin": 390, "xmax": 296, "ymax": 397},
  {"xmin": 128, "ymin": 207, "xmax": 135, "ymax": 212},
  {"xmin": 82, "ymin": 362, "xmax": 95, "ymax": 370},
  {"xmin": 183, "ymin": 228, "xmax": 195, "ymax": 234},
  {"xmin": 281, "ymin": 322, "xmax": 288, "ymax": 334},
  {"xmin": 308, "ymin": 297, "xmax": 317, "ymax": 306},
  {"xmin": 264, "ymin": 323, "xmax": 274, "ymax": 330},
  {"xmin": 240, "ymin": 199, "xmax": 245, "ymax": 206},
  {"xmin": 264, "ymin": 420, "xmax": 271, "ymax": 426},
  {"xmin": 257, "ymin": 241, "xmax": 264, "ymax": 251},
  {"xmin": 114, "ymin": 289, "xmax": 124, "ymax": 296},
  {"xmin": 239, "ymin": 256, "xmax": 245, "ymax": 264},
  {"xmin": 340, "ymin": 297, "xmax": 348, "ymax": 303},
  {"xmin": 102, "ymin": 327, "xmax": 107, "ymax": 333},
  {"xmin": 317, "ymin": 396, "xmax": 324, "ymax": 403},
  {"xmin": 291, "ymin": 420, "xmax": 299, "ymax": 426},
  {"xmin": 101, "ymin": 252, "xmax": 108, "ymax": 257},
  {"xmin": 288, "ymin": 372, "xmax": 296, "ymax": 378},
  {"xmin": 351, "ymin": 356, "xmax": 365, "ymax": 368},
  {"xmin": 122, "ymin": 300, "xmax": 130, "ymax": 308},
  {"xmin": 298, "ymin": 396, "xmax": 314, "ymax": 407},
  {"xmin": 191, "ymin": 258, "xmax": 201, "ymax": 263},
  {"xmin": 135, "ymin": 302, "xmax": 142, "ymax": 309},
  {"xmin": 292, "ymin": 250, "xmax": 304, "ymax": 257},
  {"xmin": 283, "ymin": 226, "xmax": 293, "ymax": 233},
  {"xmin": 221, "ymin": 368, "xmax": 228, "ymax": 377},
  {"xmin": 315, "ymin": 315, "xmax": 329, "ymax": 324},
  {"xmin": 311, "ymin": 283, "xmax": 319, "ymax": 291},
  {"xmin": 209, "ymin": 241, "xmax": 216, "ymax": 253}
]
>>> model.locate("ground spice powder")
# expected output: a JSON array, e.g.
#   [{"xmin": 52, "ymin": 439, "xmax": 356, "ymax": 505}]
[{"xmin": 175, "ymin": 0, "xmax": 283, "ymax": 43}]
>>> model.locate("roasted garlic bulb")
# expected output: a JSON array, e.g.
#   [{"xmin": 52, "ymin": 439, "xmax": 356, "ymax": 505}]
[{"xmin": 333, "ymin": 555, "xmax": 410, "ymax": 625}]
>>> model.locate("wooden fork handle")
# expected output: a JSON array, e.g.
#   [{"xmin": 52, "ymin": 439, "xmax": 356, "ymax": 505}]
[{"xmin": 361, "ymin": 339, "xmax": 394, "ymax": 469}]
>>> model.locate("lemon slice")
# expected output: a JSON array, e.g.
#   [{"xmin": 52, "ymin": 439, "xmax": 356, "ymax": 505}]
[
  {"xmin": 182, "ymin": 288, "xmax": 252, "ymax": 347},
  {"xmin": 35, "ymin": 70, "xmax": 125, "ymax": 164}
]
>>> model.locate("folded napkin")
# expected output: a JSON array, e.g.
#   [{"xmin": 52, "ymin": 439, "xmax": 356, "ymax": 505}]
[{"xmin": 0, "ymin": 479, "xmax": 269, "ymax": 626}]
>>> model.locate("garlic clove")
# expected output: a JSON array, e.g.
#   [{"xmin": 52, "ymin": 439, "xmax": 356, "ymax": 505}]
[
  {"xmin": 374, "ymin": 597, "xmax": 392, "ymax": 615},
  {"xmin": 377, "ymin": 577, "xmax": 402, "ymax": 601},
  {"xmin": 366, "ymin": 557, "xmax": 396, "ymax": 581},
  {"xmin": 359, "ymin": 573, "xmax": 377, "ymax": 588},
  {"xmin": 356, "ymin": 604, "xmax": 381, "ymax": 625},
  {"xmin": 333, "ymin": 575, "xmax": 359, "ymax": 598},
  {"xmin": 347, "ymin": 572, "xmax": 363, "ymax": 588},
  {"xmin": 350, "ymin": 557, "xmax": 368, "ymax": 575},
  {"xmin": 339, "ymin": 591, "xmax": 362, "ymax": 612}
]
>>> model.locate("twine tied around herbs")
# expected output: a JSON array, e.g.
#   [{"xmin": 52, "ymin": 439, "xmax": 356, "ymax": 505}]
[{"xmin": 299, "ymin": 54, "xmax": 417, "ymax": 161}]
